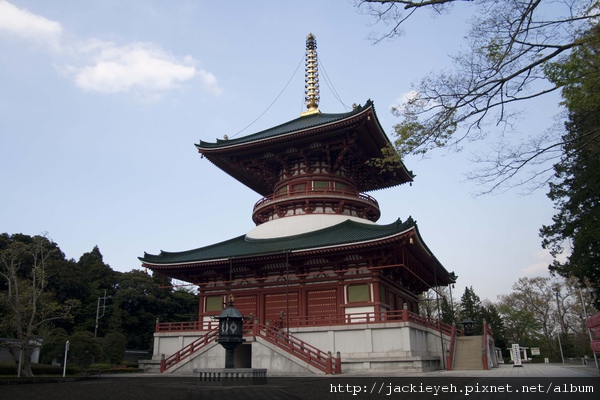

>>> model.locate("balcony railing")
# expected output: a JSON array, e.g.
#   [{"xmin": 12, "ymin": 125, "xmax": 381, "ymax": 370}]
[
  {"xmin": 156, "ymin": 309, "xmax": 455, "ymax": 337},
  {"xmin": 253, "ymin": 187, "xmax": 379, "ymax": 212}
]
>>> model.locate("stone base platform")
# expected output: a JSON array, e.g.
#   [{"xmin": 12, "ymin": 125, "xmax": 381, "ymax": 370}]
[{"xmin": 192, "ymin": 368, "xmax": 267, "ymax": 385}]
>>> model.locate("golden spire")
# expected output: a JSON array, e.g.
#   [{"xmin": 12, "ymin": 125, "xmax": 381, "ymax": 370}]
[{"xmin": 301, "ymin": 33, "xmax": 321, "ymax": 116}]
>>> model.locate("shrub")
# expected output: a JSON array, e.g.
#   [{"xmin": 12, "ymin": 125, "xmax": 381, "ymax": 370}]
[{"xmin": 0, "ymin": 362, "xmax": 77, "ymax": 376}]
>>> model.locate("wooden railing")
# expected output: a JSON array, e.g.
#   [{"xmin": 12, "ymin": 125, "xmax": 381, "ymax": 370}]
[
  {"xmin": 157, "ymin": 310, "xmax": 455, "ymax": 337},
  {"xmin": 156, "ymin": 320, "xmax": 218, "ymax": 333},
  {"xmin": 253, "ymin": 187, "xmax": 379, "ymax": 211},
  {"xmin": 587, "ymin": 313, "xmax": 600, "ymax": 353},
  {"xmin": 445, "ymin": 325, "xmax": 458, "ymax": 371},
  {"xmin": 251, "ymin": 323, "xmax": 341, "ymax": 374},
  {"xmin": 160, "ymin": 327, "xmax": 219, "ymax": 373},
  {"xmin": 157, "ymin": 311, "xmax": 455, "ymax": 374},
  {"xmin": 159, "ymin": 321, "xmax": 340, "ymax": 374}
]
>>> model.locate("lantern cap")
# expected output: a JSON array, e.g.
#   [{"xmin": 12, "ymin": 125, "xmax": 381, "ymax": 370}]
[{"xmin": 217, "ymin": 295, "xmax": 244, "ymax": 319}]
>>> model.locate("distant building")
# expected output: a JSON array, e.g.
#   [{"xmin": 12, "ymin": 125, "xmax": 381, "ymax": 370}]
[{"xmin": 0, "ymin": 338, "xmax": 41, "ymax": 364}]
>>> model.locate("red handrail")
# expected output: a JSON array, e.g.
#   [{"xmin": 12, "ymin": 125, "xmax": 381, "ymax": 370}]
[
  {"xmin": 482, "ymin": 320, "xmax": 495, "ymax": 370},
  {"xmin": 160, "ymin": 327, "xmax": 219, "ymax": 373},
  {"xmin": 160, "ymin": 320, "xmax": 340, "ymax": 374},
  {"xmin": 587, "ymin": 313, "xmax": 600, "ymax": 354},
  {"xmin": 252, "ymin": 323, "xmax": 341, "ymax": 374},
  {"xmin": 156, "ymin": 320, "xmax": 219, "ymax": 332},
  {"xmin": 253, "ymin": 187, "xmax": 379, "ymax": 211},
  {"xmin": 159, "ymin": 310, "xmax": 455, "ymax": 337},
  {"xmin": 446, "ymin": 325, "xmax": 457, "ymax": 371},
  {"xmin": 157, "ymin": 312, "xmax": 457, "ymax": 374}
]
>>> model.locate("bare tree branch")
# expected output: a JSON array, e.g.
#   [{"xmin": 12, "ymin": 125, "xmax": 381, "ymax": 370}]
[{"xmin": 358, "ymin": 0, "xmax": 599, "ymax": 193}]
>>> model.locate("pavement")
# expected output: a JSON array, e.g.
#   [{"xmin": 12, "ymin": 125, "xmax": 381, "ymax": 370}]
[
  {"xmin": 1, "ymin": 364, "xmax": 599, "ymax": 400},
  {"xmin": 385, "ymin": 362, "xmax": 600, "ymax": 377}
]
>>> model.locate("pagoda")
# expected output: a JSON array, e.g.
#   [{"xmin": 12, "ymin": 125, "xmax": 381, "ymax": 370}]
[{"xmin": 139, "ymin": 34, "xmax": 458, "ymax": 374}]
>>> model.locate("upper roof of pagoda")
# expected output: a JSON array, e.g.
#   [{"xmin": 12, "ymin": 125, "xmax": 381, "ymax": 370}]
[{"xmin": 195, "ymin": 100, "xmax": 414, "ymax": 197}]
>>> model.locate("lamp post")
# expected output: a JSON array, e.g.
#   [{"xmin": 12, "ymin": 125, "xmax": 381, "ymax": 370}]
[{"xmin": 555, "ymin": 290, "xmax": 566, "ymax": 363}]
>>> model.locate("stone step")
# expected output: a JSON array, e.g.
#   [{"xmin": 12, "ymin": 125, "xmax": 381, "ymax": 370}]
[{"xmin": 453, "ymin": 336, "xmax": 484, "ymax": 371}]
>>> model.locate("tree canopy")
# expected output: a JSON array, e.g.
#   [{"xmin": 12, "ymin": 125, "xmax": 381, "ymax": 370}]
[
  {"xmin": 540, "ymin": 25, "xmax": 600, "ymax": 306},
  {"xmin": 0, "ymin": 233, "xmax": 197, "ymax": 376},
  {"xmin": 497, "ymin": 276, "xmax": 595, "ymax": 358},
  {"xmin": 0, "ymin": 233, "xmax": 78, "ymax": 376}
]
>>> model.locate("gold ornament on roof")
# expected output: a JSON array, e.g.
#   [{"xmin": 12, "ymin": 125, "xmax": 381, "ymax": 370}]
[{"xmin": 301, "ymin": 33, "xmax": 321, "ymax": 116}]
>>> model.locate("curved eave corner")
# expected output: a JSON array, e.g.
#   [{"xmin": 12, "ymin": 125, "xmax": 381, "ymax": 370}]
[
  {"xmin": 408, "ymin": 220, "xmax": 457, "ymax": 286},
  {"xmin": 362, "ymin": 100, "xmax": 415, "ymax": 184}
]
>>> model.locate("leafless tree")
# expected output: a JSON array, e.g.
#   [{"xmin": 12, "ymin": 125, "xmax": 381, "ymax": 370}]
[{"xmin": 356, "ymin": 0, "xmax": 599, "ymax": 193}]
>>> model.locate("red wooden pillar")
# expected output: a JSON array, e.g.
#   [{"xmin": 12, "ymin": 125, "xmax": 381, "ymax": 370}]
[
  {"xmin": 299, "ymin": 277, "xmax": 307, "ymax": 324},
  {"xmin": 372, "ymin": 274, "xmax": 382, "ymax": 322},
  {"xmin": 197, "ymin": 291, "xmax": 205, "ymax": 323},
  {"xmin": 337, "ymin": 275, "xmax": 345, "ymax": 317},
  {"xmin": 258, "ymin": 282, "xmax": 265, "ymax": 325}
]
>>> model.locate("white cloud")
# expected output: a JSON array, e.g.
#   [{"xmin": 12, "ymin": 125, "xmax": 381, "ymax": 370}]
[
  {"xmin": 68, "ymin": 41, "xmax": 215, "ymax": 97},
  {"xmin": 397, "ymin": 90, "xmax": 420, "ymax": 106},
  {"xmin": 0, "ymin": 1, "xmax": 222, "ymax": 100},
  {"xmin": 521, "ymin": 249, "xmax": 569, "ymax": 277},
  {"xmin": 196, "ymin": 69, "xmax": 222, "ymax": 96},
  {"xmin": 0, "ymin": 0, "xmax": 62, "ymax": 49},
  {"xmin": 391, "ymin": 90, "xmax": 439, "ymax": 114}
]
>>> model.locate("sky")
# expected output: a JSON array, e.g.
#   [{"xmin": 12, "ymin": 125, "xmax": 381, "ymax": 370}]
[{"xmin": 0, "ymin": 0, "xmax": 566, "ymax": 303}]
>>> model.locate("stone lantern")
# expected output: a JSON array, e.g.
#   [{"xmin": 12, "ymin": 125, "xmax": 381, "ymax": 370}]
[
  {"xmin": 214, "ymin": 295, "xmax": 245, "ymax": 368},
  {"xmin": 461, "ymin": 318, "xmax": 475, "ymax": 336}
]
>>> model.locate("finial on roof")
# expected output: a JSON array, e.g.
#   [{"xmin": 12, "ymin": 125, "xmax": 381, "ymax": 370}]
[{"xmin": 301, "ymin": 33, "xmax": 321, "ymax": 117}]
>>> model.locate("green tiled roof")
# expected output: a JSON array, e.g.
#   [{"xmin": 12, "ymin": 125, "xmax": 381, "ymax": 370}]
[
  {"xmin": 196, "ymin": 102, "xmax": 372, "ymax": 149},
  {"xmin": 140, "ymin": 218, "xmax": 416, "ymax": 265},
  {"xmin": 194, "ymin": 100, "xmax": 414, "ymax": 196}
]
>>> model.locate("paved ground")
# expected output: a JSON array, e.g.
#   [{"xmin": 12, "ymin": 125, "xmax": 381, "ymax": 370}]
[
  {"xmin": 1, "ymin": 364, "xmax": 598, "ymax": 400},
  {"xmin": 388, "ymin": 363, "xmax": 600, "ymax": 377}
]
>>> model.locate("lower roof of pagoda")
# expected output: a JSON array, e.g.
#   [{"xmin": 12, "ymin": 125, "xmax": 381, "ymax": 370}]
[{"xmin": 139, "ymin": 217, "xmax": 456, "ymax": 286}]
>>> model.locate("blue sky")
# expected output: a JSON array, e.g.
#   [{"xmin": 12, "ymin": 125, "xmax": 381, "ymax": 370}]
[{"xmin": 0, "ymin": 0, "xmax": 563, "ymax": 302}]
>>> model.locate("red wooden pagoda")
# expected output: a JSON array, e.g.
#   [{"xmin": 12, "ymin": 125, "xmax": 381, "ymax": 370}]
[{"xmin": 139, "ymin": 34, "xmax": 457, "ymax": 373}]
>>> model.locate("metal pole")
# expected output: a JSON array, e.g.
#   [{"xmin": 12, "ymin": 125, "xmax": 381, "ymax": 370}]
[
  {"xmin": 17, "ymin": 348, "xmax": 22, "ymax": 378},
  {"xmin": 433, "ymin": 266, "xmax": 445, "ymax": 369},
  {"xmin": 579, "ymin": 288, "xmax": 600, "ymax": 370},
  {"xmin": 557, "ymin": 333, "xmax": 565, "ymax": 364},
  {"xmin": 94, "ymin": 290, "xmax": 109, "ymax": 338},
  {"xmin": 62, "ymin": 341, "xmax": 69, "ymax": 377},
  {"xmin": 94, "ymin": 296, "xmax": 100, "ymax": 337},
  {"xmin": 555, "ymin": 290, "xmax": 566, "ymax": 363},
  {"xmin": 228, "ymin": 258, "xmax": 233, "ymax": 301},
  {"xmin": 286, "ymin": 251, "xmax": 290, "ymax": 334},
  {"xmin": 555, "ymin": 290, "xmax": 566, "ymax": 334}
]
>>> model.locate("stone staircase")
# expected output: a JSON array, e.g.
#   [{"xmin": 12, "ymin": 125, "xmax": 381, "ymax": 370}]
[{"xmin": 453, "ymin": 336, "xmax": 483, "ymax": 370}]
